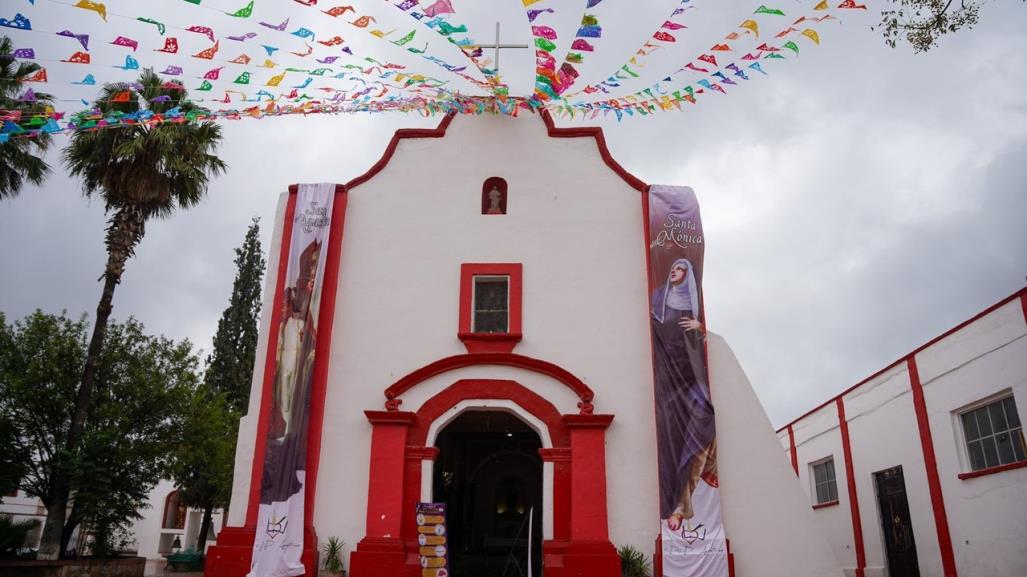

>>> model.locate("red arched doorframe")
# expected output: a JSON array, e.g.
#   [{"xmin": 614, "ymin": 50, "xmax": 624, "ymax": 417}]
[{"xmin": 351, "ymin": 378, "xmax": 621, "ymax": 577}]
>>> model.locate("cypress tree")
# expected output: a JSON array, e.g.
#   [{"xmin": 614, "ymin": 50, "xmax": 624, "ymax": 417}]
[{"xmin": 205, "ymin": 218, "xmax": 266, "ymax": 412}]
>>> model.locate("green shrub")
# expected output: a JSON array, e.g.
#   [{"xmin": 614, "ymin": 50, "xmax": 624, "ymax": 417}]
[
  {"xmin": 618, "ymin": 544, "xmax": 651, "ymax": 577},
  {"xmin": 321, "ymin": 536, "xmax": 345, "ymax": 573},
  {"xmin": 0, "ymin": 515, "xmax": 39, "ymax": 558}
]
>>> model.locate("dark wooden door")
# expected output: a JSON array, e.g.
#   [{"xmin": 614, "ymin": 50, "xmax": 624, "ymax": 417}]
[{"xmin": 874, "ymin": 466, "xmax": 920, "ymax": 577}]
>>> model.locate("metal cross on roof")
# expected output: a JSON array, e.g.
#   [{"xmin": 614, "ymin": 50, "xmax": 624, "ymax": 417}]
[{"xmin": 479, "ymin": 22, "xmax": 530, "ymax": 72}]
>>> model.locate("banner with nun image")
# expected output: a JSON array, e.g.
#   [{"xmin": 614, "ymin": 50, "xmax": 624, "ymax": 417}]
[
  {"xmin": 249, "ymin": 183, "xmax": 335, "ymax": 577},
  {"xmin": 647, "ymin": 185, "xmax": 728, "ymax": 577}
]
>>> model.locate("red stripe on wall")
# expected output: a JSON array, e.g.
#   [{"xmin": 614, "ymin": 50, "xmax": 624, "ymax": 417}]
[
  {"xmin": 837, "ymin": 397, "xmax": 866, "ymax": 577},
  {"xmin": 1021, "ymin": 292, "xmax": 1027, "ymax": 325},
  {"xmin": 245, "ymin": 192, "xmax": 298, "ymax": 526},
  {"xmin": 907, "ymin": 357, "xmax": 959, "ymax": 576},
  {"xmin": 788, "ymin": 424, "xmax": 798, "ymax": 476},
  {"xmin": 303, "ymin": 186, "xmax": 349, "ymax": 519}
]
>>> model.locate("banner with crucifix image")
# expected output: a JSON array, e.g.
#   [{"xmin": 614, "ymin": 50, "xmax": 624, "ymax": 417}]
[
  {"xmin": 249, "ymin": 184, "xmax": 335, "ymax": 577},
  {"xmin": 646, "ymin": 185, "xmax": 728, "ymax": 577}
]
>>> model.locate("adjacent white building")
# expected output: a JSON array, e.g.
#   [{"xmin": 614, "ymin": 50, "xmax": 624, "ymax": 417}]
[
  {"xmin": 777, "ymin": 288, "xmax": 1027, "ymax": 577},
  {"xmin": 0, "ymin": 480, "xmax": 224, "ymax": 559}
]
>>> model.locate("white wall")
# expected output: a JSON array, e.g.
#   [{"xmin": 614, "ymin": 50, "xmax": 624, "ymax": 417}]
[
  {"xmin": 791, "ymin": 403, "xmax": 855, "ymax": 573},
  {"xmin": 782, "ymin": 293, "xmax": 1027, "ymax": 577},
  {"xmin": 710, "ymin": 334, "xmax": 844, "ymax": 577},
  {"xmin": 314, "ymin": 114, "xmax": 659, "ymax": 553},
  {"xmin": 129, "ymin": 479, "xmax": 225, "ymax": 558},
  {"xmin": 916, "ymin": 299, "xmax": 1027, "ymax": 577},
  {"xmin": 226, "ymin": 192, "xmax": 289, "ymax": 528}
]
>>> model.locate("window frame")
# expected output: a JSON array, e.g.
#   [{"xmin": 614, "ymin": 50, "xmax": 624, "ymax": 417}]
[
  {"xmin": 458, "ymin": 263, "xmax": 523, "ymax": 354},
  {"xmin": 955, "ymin": 390, "xmax": 1026, "ymax": 479},
  {"xmin": 471, "ymin": 275, "xmax": 511, "ymax": 334},
  {"xmin": 809, "ymin": 456, "xmax": 839, "ymax": 507}
]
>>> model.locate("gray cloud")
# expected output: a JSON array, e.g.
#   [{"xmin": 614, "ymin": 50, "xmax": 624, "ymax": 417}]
[{"xmin": 1, "ymin": 1, "xmax": 1024, "ymax": 426}]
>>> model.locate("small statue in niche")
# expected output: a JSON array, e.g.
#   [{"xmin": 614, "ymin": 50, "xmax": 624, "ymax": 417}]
[{"xmin": 486, "ymin": 185, "xmax": 504, "ymax": 214}]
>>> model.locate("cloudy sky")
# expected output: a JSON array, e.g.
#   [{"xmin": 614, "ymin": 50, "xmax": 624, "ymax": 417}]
[{"xmin": 1, "ymin": 0, "xmax": 1025, "ymax": 427}]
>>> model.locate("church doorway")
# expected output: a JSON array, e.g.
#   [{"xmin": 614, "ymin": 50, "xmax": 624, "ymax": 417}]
[{"xmin": 432, "ymin": 410, "xmax": 543, "ymax": 577}]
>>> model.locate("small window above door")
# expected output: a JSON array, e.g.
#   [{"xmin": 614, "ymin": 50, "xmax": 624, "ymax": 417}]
[
  {"xmin": 473, "ymin": 276, "xmax": 510, "ymax": 333},
  {"xmin": 458, "ymin": 263, "xmax": 523, "ymax": 353}
]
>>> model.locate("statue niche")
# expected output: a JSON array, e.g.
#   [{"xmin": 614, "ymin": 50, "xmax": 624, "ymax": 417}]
[{"xmin": 481, "ymin": 177, "xmax": 508, "ymax": 215}]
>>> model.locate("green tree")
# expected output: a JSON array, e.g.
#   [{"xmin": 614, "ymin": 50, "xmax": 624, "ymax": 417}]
[
  {"xmin": 170, "ymin": 220, "xmax": 265, "ymax": 551},
  {"xmin": 0, "ymin": 311, "xmax": 199, "ymax": 557},
  {"xmin": 0, "ymin": 36, "xmax": 52, "ymax": 200},
  {"xmin": 877, "ymin": 0, "xmax": 1025, "ymax": 52},
  {"xmin": 0, "ymin": 413, "xmax": 28, "ymax": 502},
  {"xmin": 205, "ymin": 218, "xmax": 266, "ymax": 413},
  {"xmin": 41, "ymin": 70, "xmax": 227, "ymax": 559},
  {"xmin": 171, "ymin": 390, "xmax": 239, "ymax": 552}
]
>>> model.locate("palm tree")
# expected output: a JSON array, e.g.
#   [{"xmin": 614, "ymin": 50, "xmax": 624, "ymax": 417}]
[
  {"xmin": 36, "ymin": 69, "xmax": 227, "ymax": 559},
  {"xmin": 0, "ymin": 36, "xmax": 52, "ymax": 199}
]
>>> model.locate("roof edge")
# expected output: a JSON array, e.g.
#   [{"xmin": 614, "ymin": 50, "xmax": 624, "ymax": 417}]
[
  {"xmin": 333, "ymin": 111, "xmax": 648, "ymax": 193},
  {"xmin": 777, "ymin": 286, "xmax": 1027, "ymax": 433}
]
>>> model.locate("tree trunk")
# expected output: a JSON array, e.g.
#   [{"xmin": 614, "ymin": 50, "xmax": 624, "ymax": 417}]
[
  {"xmin": 196, "ymin": 503, "xmax": 214, "ymax": 553},
  {"xmin": 36, "ymin": 206, "xmax": 146, "ymax": 560}
]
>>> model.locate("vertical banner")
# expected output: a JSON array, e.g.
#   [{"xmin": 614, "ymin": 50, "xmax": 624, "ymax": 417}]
[
  {"xmin": 647, "ymin": 185, "xmax": 728, "ymax": 577},
  {"xmin": 249, "ymin": 184, "xmax": 336, "ymax": 577},
  {"xmin": 416, "ymin": 503, "xmax": 450, "ymax": 577}
]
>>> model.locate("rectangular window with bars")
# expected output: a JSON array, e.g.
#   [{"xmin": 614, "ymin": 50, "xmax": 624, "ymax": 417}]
[
  {"xmin": 472, "ymin": 276, "xmax": 509, "ymax": 334},
  {"xmin": 960, "ymin": 395, "xmax": 1026, "ymax": 472},
  {"xmin": 811, "ymin": 458, "xmax": 838, "ymax": 505}
]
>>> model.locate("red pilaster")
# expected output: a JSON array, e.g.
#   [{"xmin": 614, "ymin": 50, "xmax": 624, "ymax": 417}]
[
  {"xmin": 788, "ymin": 424, "xmax": 799, "ymax": 476},
  {"xmin": 908, "ymin": 358, "xmax": 958, "ymax": 576},
  {"xmin": 539, "ymin": 447, "xmax": 572, "ymax": 541},
  {"xmin": 837, "ymin": 398, "xmax": 866, "ymax": 577},
  {"xmin": 350, "ymin": 411, "xmax": 417, "ymax": 577},
  {"xmin": 561, "ymin": 414, "xmax": 621, "ymax": 577},
  {"xmin": 246, "ymin": 192, "xmax": 299, "ymax": 526},
  {"xmin": 401, "ymin": 446, "xmax": 439, "ymax": 544}
]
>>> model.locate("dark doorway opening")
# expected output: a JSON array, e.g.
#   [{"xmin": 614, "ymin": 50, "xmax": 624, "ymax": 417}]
[
  {"xmin": 874, "ymin": 466, "xmax": 920, "ymax": 577},
  {"xmin": 433, "ymin": 410, "xmax": 543, "ymax": 577}
]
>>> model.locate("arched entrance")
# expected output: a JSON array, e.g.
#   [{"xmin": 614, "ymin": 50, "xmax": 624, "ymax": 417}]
[{"xmin": 433, "ymin": 410, "xmax": 543, "ymax": 577}]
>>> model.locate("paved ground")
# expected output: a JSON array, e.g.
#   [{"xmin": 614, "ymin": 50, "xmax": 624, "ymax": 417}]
[{"xmin": 143, "ymin": 558, "xmax": 203, "ymax": 577}]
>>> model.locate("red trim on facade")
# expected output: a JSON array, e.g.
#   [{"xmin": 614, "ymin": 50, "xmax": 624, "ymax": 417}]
[
  {"xmin": 812, "ymin": 500, "xmax": 840, "ymax": 510},
  {"xmin": 345, "ymin": 111, "xmax": 649, "ymax": 197},
  {"xmin": 957, "ymin": 459, "xmax": 1027, "ymax": 480},
  {"xmin": 383, "ymin": 353, "xmax": 595, "ymax": 408},
  {"xmin": 538, "ymin": 447, "xmax": 572, "ymax": 461},
  {"xmin": 303, "ymin": 184, "xmax": 348, "ymax": 524},
  {"xmin": 458, "ymin": 263, "xmax": 523, "ymax": 354},
  {"xmin": 345, "ymin": 114, "xmax": 455, "ymax": 191},
  {"xmin": 245, "ymin": 191, "xmax": 298, "ymax": 526},
  {"xmin": 481, "ymin": 176, "xmax": 508, "ymax": 215},
  {"xmin": 402, "ymin": 379, "xmax": 572, "ymax": 547},
  {"xmin": 641, "ymin": 186, "xmax": 666, "ymax": 572},
  {"xmin": 540, "ymin": 110, "xmax": 647, "ymax": 192},
  {"xmin": 837, "ymin": 398, "xmax": 866, "ymax": 577},
  {"xmin": 726, "ymin": 538, "xmax": 736, "ymax": 577},
  {"xmin": 353, "ymin": 378, "xmax": 620, "ymax": 577},
  {"xmin": 908, "ymin": 357, "xmax": 958, "ymax": 576},
  {"xmin": 161, "ymin": 490, "xmax": 183, "ymax": 530},
  {"xmin": 408, "ymin": 379, "xmax": 569, "ymax": 447},
  {"xmin": 788, "ymin": 424, "xmax": 799, "ymax": 476},
  {"xmin": 778, "ymin": 287, "xmax": 1027, "ymax": 433},
  {"xmin": 406, "ymin": 446, "xmax": 440, "ymax": 461}
]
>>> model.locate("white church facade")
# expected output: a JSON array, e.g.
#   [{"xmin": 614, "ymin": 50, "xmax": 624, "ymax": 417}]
[
  {"xmin": 778, "ymin": 288, "xmax": 1027, "ymax": 577},
  {"xmin": 206, "ymin": 113, "xmax": 843, "ymax": 577}
]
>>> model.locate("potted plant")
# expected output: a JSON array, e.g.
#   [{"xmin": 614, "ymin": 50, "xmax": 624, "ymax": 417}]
[
  {"xmin": 320, "ymin": 537, "xmax": 345, "ymax": 577},
  {"xmin": 618, "ymin": 544, "xmax": 651, "ymax": 577}
]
